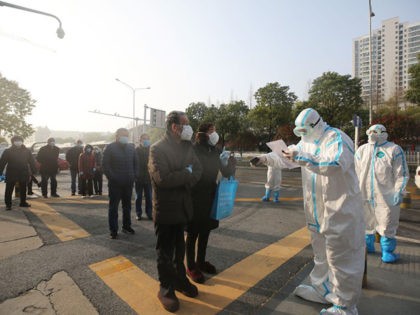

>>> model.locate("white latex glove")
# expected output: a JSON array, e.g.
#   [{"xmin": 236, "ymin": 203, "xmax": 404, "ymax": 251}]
[
  {"xmin": 283, "ymin": 150, "xmax": 298, "ymax": 162},
  {"xmin": 220, "ymin": 150, "xmax": 230, "ymax": 166},
  {"xmin": 257, "ymin": 155, "xmax": 267, "ymax": 164}
]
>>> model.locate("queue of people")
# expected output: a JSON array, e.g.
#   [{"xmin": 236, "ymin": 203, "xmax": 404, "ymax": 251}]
[{"xmin": 0, "ymin": 108, "xmax": 409, "ymax": 315}]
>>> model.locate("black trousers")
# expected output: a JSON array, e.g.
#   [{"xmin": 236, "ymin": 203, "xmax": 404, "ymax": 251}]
[
  {"xmin": 70, "ymin": 169, "xmax": 81, "ymax": 194},
  {"xmin": 155, "ymin": 223, "xmax": 189, "ymax": 291},
  {"xmin": 41, "ymin": 173, "xmax": 57, "ymax": 196},
  {"xmin": 93, "ymin": 171, "xmax": 103, "ymax": 194},
  {"xmin": 5, "ymin": 181, "xmax": 27, "ymax": 206},
  {"xmin": 80, "ymin": 178, "xmax": 93, "ymax": 196},
  {"xmin": 108, "ymin": 180, "xmax": 132, "ymax": 233},
  {"xmin": 185, "ymin": 230, "xmax": 211, "ymax": 269}
]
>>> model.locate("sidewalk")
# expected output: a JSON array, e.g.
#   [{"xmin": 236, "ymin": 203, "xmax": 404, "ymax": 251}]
[{"xmin": 0, "ymin": 183, "xmax": 98, "ymax": 315}]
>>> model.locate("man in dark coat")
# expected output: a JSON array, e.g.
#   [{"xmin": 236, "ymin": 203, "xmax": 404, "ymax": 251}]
[
  {"xmin": 135, "ymin": 133, "xmax": 152, "ymax": 220},
  {"xmin": 65, "ymin": 139, "xmax": 83, "ymax": 195},
  {"xmin": 36, "ymin": 137, "xmax": 60, "ymax": 198},
  {"xmin": 185, "ymin": 123, "xmax": 236, "ymax": 284},
  {"xmin": 0, "ymin": 135, "xmax": 36, "ymax": 210},
  {"xmin": 148, "ymin": 111, "xmax": 202, "ymax": 312},
  {"xmin": 102, "ymin": 128, "xmax": 139, "ymax": 239}
]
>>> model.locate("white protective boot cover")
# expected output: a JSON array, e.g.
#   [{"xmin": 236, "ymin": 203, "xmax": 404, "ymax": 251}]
[{"xmin": 293, "ymin": 284, "xmax": 330, "ymax": 304}]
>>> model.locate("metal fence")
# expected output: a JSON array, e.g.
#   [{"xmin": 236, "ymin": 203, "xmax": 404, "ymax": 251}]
[{"xmin": 406, "ymin": 151, "xmax": 420, "ymax": 166}]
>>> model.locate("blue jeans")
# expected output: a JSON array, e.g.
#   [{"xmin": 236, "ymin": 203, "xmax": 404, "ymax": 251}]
[
  {"xmin": 108, "ymin": 180, "xmax": 133, "ymax": 233},
  {"xmin": 135, "ymin": 181, "xmax": 152, "ymax": 218}
]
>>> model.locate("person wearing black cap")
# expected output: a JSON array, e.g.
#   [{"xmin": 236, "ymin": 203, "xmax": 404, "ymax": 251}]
[
  {"xmin": 36, "ymin": 137, "xmax": 60, "ymax": 198},
  {"xmin": 0, "ymin": 135, "xmax": 36, "ymax": 210}
]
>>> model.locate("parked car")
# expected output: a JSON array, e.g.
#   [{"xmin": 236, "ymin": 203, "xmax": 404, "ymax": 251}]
[
  {"xmin": 415, "ymin": 166, "xmax": 420, "ymax": 189},
  {"xmin": 31, "ymin": 142, "xmax": 69, "ymax": 173}
]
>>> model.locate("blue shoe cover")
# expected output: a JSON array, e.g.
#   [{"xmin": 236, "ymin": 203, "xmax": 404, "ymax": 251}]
[
  {"xmin": 382, "ymin": 252, "xmax": 400, "ymax": 263},
  {"xmin": 273, "ymin": 191, "xmax": 280, "ymax": 203},
  {"xmin": 261, "ymin": 189, "xmax": 271, "ymax": 202},
  {"xmin": 380, "ymin": 236, "xmax": 399, "ymax": 263},
  {"xmin": 365, "ymin": 234, "xmax": 375, "ymax": 253}
]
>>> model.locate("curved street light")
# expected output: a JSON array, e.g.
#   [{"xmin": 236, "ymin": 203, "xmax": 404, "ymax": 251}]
[
  {"xmin": 115, "ymin": 78, "xmax": 151, "ymax": 143},
  {"xmin": 0, "ymin": 1, "xmax": 65, "ymax": 38}
]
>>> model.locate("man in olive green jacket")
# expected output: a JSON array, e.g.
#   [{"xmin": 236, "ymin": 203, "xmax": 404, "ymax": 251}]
[{"xmin": 148, "ymin": 111, "xmax": 202, "ymax": 313}]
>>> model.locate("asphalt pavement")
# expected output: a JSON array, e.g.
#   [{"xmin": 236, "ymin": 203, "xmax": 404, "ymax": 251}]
[{"xmin": 0, "ymin": 167, "xmax": 419, "ymax": 315}]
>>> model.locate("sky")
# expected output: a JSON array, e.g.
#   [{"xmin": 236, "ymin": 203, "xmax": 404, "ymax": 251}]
[{"xmin": 1, "ymin": 0, "xmax": 419, "ymax": 133}]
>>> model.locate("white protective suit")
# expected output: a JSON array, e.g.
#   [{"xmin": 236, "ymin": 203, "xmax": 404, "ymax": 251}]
[
  {"xmin": 265, "ymin": 166, "xmax": 282, "ymax": 192},
  {"xmin": 264, "ymin": 108, "xmax": 365, "ymax": 315},
  {"xmin": 355, "ymin": 124, "xmax": 408, "ymax": 263}
]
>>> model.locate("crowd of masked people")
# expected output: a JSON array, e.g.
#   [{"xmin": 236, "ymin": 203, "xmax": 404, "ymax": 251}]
[{"xmin": 0, "ymin": 137, "xmax": 105, "ymax": 208}]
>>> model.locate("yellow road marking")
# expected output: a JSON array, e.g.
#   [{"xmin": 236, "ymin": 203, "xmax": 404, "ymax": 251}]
[
  {"xmin": 29, "ymin": 201, "xmax": 90, "ymax": 241},
  {"xmin": 236, "ymin": 197, "xmax": 303, "ymax": 202},
  {"xmin": 90, "ymin": 227, "xmax": 310, "ymax": 314},
  {"xmin": 38, "ymin": 198, "xmax": 108, "ymax": 205}
]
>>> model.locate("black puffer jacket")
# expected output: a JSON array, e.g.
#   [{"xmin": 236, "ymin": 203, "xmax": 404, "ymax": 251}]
[
  {"xmin": 0, "ymin": 145, "xmax": 36, "ymax": 183},
  {"xmin": 148, "ymin": 132, "xmax": 202, "ymax": 225},
  {"xmin": 36, "ymin": 144, "xmax": 59, "ymax": 175},
  {"xmin": 186, "ymin": 141, "xmax": 236, "ymax": 232},
  {"xmin": 102, "ymin": 142, "xmax": 138, "ymax": 186}
]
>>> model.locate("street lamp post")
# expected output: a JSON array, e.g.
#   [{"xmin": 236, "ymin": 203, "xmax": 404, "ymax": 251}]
[
  {"xmin": 369, "ymin": 0, "xmax": 375, "ymax": 125},
  {"xmin": 0, "ymin": 1, "xmax": 65, "ymax": 38},
  {"xmin": 115, "ymin": 78, "xmax": 150, "ymax": 144}
]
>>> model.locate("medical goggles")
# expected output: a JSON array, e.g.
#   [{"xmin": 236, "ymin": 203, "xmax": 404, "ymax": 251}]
[
  {"xmin": 293, "ymin": 117, "xmax": 321, "ymax": 137},
  {"xmin": 366, "ymin": 129, "xmax": 385, "ymax": 135}
]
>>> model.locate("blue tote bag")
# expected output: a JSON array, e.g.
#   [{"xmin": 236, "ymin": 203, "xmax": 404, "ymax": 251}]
[{"xmin": 210, "ymin": 177, "xmax": 238, "ymax": 220}]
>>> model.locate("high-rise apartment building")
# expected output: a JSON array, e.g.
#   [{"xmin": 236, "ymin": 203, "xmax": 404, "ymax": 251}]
[{"xmin": 353, "ymin": 17, "xmax": 420, "ymax": 107}]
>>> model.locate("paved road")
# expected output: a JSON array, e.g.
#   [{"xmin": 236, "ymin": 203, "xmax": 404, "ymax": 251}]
[{"xmin": 0, "ymin": 166, "xmax": 419, "ymax": 314}]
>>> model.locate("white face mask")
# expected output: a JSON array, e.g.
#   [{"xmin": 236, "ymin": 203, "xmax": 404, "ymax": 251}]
[
  {"xmin": 180, "ymin": 125, "xmax": 193, "ymax": 141},
  {"xmin": 208, "ymin": 132, "xmax": 219, "ymax": 146},
  {"xmin": 13, "ymin": 141, "xmax": 23, "ymax": 147}
]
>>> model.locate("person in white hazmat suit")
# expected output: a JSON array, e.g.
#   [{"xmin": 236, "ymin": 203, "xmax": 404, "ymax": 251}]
[
  {"xmin": 254, "ymin": 108, "xmax": 365, "ymax": 315},
  {"xmin": 355, "ymin": 124, "xmax": 408, "ymax": 263},
  {"xmin": 261, "ymin": 166, "xmax": 282, "ymax": 202}
]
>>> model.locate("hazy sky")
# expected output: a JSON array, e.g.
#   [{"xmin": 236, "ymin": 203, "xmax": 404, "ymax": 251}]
[{"xmin": 1, "ymin": 0, "xmax": 419, "ymax": 132}]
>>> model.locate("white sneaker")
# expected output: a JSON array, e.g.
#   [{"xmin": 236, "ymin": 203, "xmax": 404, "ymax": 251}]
[
  {"xmin": 320, "ymin": 305, "xmax": 358, "ymax": 315},
  {"xmin": 293, "ymin": 284, "xmax": 330, "ymax": 304}
]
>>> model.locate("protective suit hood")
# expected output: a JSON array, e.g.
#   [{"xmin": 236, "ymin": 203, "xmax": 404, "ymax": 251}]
[
  {"xmin": 366, "ymin": 124, "xmax": 388, "ymax": 144},
  {"xmin": 294, "ymin": 108, "xmax": 327, "ymax": 143}
]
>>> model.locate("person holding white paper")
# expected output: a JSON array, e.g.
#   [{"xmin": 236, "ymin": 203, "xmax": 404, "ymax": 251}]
[
  {"xmin": 287, "ymin": 108, "xmax": 365, "ymax": 315},
  {"xmin": 253, "ymin": 108, "xmax": 365, "ymax": 315}
]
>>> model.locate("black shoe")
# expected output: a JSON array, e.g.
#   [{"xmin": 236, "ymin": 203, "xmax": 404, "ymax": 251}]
[
  {"xmin": 198, "ymin": 261, "xmax": 217, "ymax": 274},
  {"xmin": 175, "ymin": 279, "xmax": 198, "ymax": 298},
  {"xmin": 42, "ymin": 195, "xmax": 48, "ymax": 198},
  {"xmin": 110, "ymin": 232, "xmax": 118, "ymax": 239},
  {"xmin": 71, "ymin": 193, "xmax": 75, "ymax": 196},
  {"xmin": 51, "ymin": 194, "xmax": 60, "ymax": 198},
  {"xmin": 136, "ymin": 216, "xmax": 142, "ymax": 221},
  {"xmin": 5, "ymin": 205, "xmax": 12, "ymax": 211},
  {"xmin": 19, "ymin": 202, "xmax": 31, "ymax": 207},
  {"xmin": 28, "ymin": 191, "xmax": 33, "ymax": 195},
  {"xmin": 157, "ymin": 287, "xmax": 179, "ymax": 313},
  {"xmin": 122, "ymin": 226, "xmax": 135, "ymax": 234}
]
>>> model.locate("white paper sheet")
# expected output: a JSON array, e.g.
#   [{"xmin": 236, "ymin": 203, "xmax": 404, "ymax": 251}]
[{"xmin": 266, "ymin": 140, "xmax": 300, "ymax": 169}]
